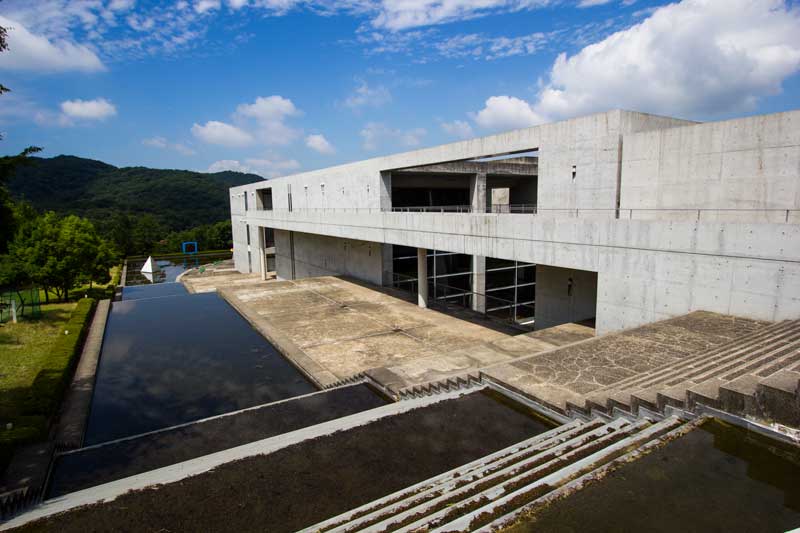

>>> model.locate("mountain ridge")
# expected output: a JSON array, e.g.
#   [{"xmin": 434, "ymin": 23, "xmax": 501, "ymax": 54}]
[{"xmin": 7, "ymin": 155, "xmax": 263, "ymax": 231}]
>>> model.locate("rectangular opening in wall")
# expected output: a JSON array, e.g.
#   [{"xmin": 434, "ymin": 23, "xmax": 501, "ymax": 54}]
[
  {"xmin": 387, "ymin": 150, "xmax": 538, "ymax": 213},
  {"xmin": 257, "ymin": 188, "xmax": 273, "ymax": 210}
]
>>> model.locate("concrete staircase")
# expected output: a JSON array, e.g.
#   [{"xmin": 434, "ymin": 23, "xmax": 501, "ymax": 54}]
[
  {"xmin": 397, "ymin": 374, "xmax": 483, "ymax": 399},
  {"xmin": 571, "ymin": 319, "xmax": 800, "ymax": 427},
  {"xmin": 301, "ymin": 414, "xmax": 693, "ymax": 533},
  {"xmin": 323, "ymin": 373, "xmax": 369, "ymax": 390}
]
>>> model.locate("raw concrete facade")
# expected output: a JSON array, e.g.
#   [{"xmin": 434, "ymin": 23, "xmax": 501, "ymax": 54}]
[{"xmin": 230, "ymin": 109, "xmax": 800, "ymax": 335}]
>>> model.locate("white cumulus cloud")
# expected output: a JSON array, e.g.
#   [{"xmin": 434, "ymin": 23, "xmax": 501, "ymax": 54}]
[
  {"xmin": 191, "ymin": 120, "xmax": 254, "ymax": 147},
  {"xmin": 0, "ymin": 15, "xmax": 105, "ymax": 72},
  {"xmin": 60, "ymin": 98, "xmax": 117, "ymax": 120},
  {"xmin": 472, "ymin": 96, "xmax": 544, "ymax": 131},
  {"xmin": 235, "ymin": 95, "xmax": 301, "ymax": 145},
  {"xmin": 305, "ymin": 133, "xmax": 335, "ymax": 154},
  {"xmin": 470, "ymin": 0, "xmax": 800, "ymax": 130}
]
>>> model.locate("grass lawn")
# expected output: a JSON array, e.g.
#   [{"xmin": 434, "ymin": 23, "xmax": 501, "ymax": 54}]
[{"xmin": 0, "ymin": 303, "xmax": 77, "ymax": 470}]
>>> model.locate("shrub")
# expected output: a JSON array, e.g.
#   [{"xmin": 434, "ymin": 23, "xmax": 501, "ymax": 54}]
[{"xmin": 24, "ymin": 298, "xmax": 96, "ymax": 416}]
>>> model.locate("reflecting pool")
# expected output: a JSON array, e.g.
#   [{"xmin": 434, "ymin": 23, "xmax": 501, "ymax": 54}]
[{"xmin": 84, "ymin": 287, "xmax": 315, "ymax": 444}]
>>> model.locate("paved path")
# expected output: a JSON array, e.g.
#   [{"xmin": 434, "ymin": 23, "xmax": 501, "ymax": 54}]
[
  {"xmin": 192, "ymin": 274, "xmax": 583, "ymax": 389},
  {"xmin": 55, "ymin": 299, "xmax": 111, "ymax": 448},
  {"xmin": 181, "ymin": 273, "xmax": 768, "ymax": 413}
]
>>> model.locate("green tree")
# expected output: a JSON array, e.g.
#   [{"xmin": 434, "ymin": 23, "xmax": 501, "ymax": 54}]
[
  {"xmin": 0, "ymin": 19, "xmax": 42, "ymax": 252},
  {"xmin": 131, "ymin": 213, "xmax": 164, "ymax": 255},
  {"xmin": 9, "ymin": 212, "xmax": 109, "ymax": 301}
]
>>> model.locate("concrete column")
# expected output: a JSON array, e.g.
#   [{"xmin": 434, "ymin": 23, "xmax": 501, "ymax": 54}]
[
  {"xmin": 472, "ymin": 255, "xmax": 486, "ymax": 313},
  {"xmin": 258, "ymin": 227, "xmax": 267, "ymax": 281},
  {"xmin": 417, "ymin": 247, "xmax": 428, "ymax": 308},
  {"xmin": 470, "ymin": 172, "xmax": 487, "ymax": 213}
]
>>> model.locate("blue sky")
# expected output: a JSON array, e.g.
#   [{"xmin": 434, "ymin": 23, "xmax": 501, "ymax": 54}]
[{"xmin": 0, "ymin": 0, "xmax": 798, "ymax": 178}]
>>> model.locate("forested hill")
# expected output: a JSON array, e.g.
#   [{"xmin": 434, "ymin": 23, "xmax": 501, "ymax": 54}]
[{"xmin": 7, "ymin": 155, "xmax": 263, "ymax": 231}]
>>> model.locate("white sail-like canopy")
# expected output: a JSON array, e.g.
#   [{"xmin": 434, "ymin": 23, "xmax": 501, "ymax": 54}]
[{"xmin": 141, "ymin": 256, "xmax": 160, "ymax": 274}]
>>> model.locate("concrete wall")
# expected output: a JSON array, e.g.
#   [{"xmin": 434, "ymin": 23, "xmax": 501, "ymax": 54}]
[
  {"xmin": 273, "ymin": 230, "xmax": 383, "ymax": 285},
  {"xmin": 231, "ymin": 108, "xmax": 800, "ymax": 334},
  {"xmin": 230, "ymin": 110, "xmax": 694, "ymax": 214},
  {"xmin": 535, "ymin": 266, "xmax": 598, "ymax": 330},
  {"xmin": 244, "ymin": 209, "xmax": 800, "ymax": 334},
  {"xmin": 621, "ymin": 110, "xmax": 800, "ymax": 222}
]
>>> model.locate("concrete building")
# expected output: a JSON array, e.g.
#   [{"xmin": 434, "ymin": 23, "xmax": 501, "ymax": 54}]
[{"xmin": 229, "ymin": 109, "xmax": 800, "ymax": 335}]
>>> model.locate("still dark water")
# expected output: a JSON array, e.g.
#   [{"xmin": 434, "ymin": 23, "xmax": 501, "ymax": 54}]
[
  {"xmin": 84, "ymin": 288, "xmax": 316, "ymax": 444},
  {"xmin": 512, "ymin": 419, "xmax": 800, "ymax": 533},
  {"xmin": 121, "ymin": 282, "xmax": 189, "ymax": 301}
]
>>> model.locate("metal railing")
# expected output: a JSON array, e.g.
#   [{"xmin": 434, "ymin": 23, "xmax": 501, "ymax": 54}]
[
  {"xmin": 391, "ymin": 205, "xmax": 473, "ymax": 213},
  {"xmin": 250, "ymin": 205, "xmax": 799, "ymax": 221},
  {"xmin": 388, "ymin": 272, "xmax": 535, "ymax": 328}
]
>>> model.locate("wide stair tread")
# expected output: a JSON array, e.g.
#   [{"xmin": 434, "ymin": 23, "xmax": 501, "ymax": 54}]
[
  {"xmin": 585, "ymin": 321, "xmax": 800, "ymax": 412},
  {"xmin": 591, "ymin": 320, "xmax": 798, "ymax": 396}
]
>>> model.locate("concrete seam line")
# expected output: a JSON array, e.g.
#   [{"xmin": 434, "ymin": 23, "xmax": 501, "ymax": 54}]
[
  {"xmin": 1, "ymin": 388, "xmax": 478, "ymax": 531},
  {"xmin": 55, "ymin": 382, "xmax": 370, "ymax": 457}
]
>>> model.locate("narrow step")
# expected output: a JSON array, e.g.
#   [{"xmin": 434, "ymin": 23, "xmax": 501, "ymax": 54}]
[
  {"xmin": 426, "ymin": 416, "xmax": 685, "ymax": 532},
  {"xmin": 472, "ymin": 416, "xmax": 696, "ymax": 532},
  {"xmin": 367, "ymin": 418, "xmax": 639, "ymax": 533},
  {"xmin": 305, "ymin": 419, "xmax": 597, "ymax": 533}
]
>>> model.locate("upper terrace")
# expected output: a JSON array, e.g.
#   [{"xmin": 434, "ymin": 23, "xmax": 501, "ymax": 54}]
[{"xmin": 231, "ymin": 108, "xmax": 800, "ymax": 225}]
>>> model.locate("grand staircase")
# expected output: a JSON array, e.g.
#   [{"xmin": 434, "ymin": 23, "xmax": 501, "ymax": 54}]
[
  {"xmin": 571, "ymin": 319, "xmax": 800, "ymax": 427},
  {"xmin": 301, "ymin": 414, "xmax": 695, "ymax": 533}
]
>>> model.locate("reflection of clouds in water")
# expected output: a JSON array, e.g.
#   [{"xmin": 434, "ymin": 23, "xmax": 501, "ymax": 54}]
[{"xmin": 85, "ymin": 292, "xmax": 315, "ymax": 443}]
